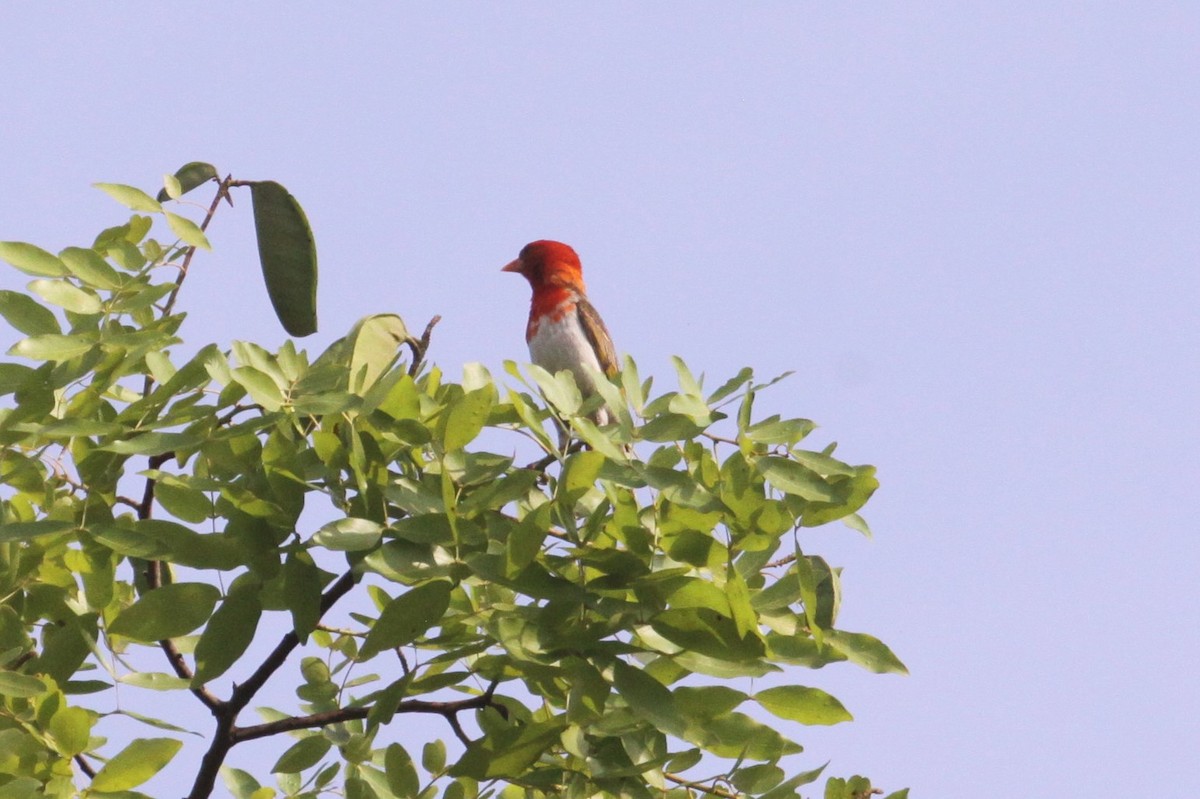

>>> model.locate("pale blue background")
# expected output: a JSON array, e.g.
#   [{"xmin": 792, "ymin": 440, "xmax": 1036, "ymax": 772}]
[{"xmin": 2, "ymin": 5, "xmax": 1197, "ymax": 797}]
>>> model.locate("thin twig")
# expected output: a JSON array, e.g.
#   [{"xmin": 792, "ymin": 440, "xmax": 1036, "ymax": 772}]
[
  {"xmin": 663, "ymin": 772, "xmax": 742, "ymax": 799},
  {"xmin": 405, "ymin": 315, "xmax": 442, "ymax": 377},
  {"xmin": 231, "ymin": 691, "xmax": 501, "ymax": 744},
  {"xmin": 764, "ymin": 552, "xmax": 798, "ymax": 569},
  {"xmin": 73, "ymin": 754, "xmax": 96, "ymax": 779},
  {"xmin": 160, "ymin": 177, "xmax": 230, "ymax": 321}
]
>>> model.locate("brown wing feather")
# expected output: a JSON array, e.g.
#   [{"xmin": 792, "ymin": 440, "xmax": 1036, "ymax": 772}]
[{"xmin": 576, "ymin": 297, "xmax": 619, "ymax": 377}]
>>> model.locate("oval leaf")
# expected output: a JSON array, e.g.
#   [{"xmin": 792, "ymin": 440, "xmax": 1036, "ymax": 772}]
[
  {"xmin": 93, "ymin": 183, "xmax": 163, "ymax": 213},
  {"xmin": 157, "ymin": 161, "xmax": 219, "ymax": 202},
  {"xmin": 0, "ymin": 672, "xmax": 47, "ymax": 697},
  {"xmin": 29, "ymin": 279, "xmax": 102, "ymax": 314},
  {"xmin": 193, "ymin": 581, "xmax": 263, "ymax": 685},
  {"xmin": 249, "ymin": 180, "xmax": 318, "ymax": 336},
  {"xmin": 91, "ymin": 738, "xmax": 182, "ymax": 791},
  {"xmin": 108, "ymin": 582, "xmax": 220, "ymax": 642},
  {"xmin": 755, "ymin": 685, "xmax": 852, "ymax": 725},
  {"xmin": 0, "ymin": 290, "xmax": 60, "ymax": 335},
  {"xmin": 0, "ymin": 241, "xmax": 69, "ymax": 277},
  {"xmin": 272, "ymin": 735, "xmax": 331, "ymax": 774},
  {"xmin": 8, "ymin": 333, "xmax": 98, "ymax": 362},
  {"xmin": 165, "ymin": 211, "xmax": 212, "ymax": 250},
  {"xmin": 359, "ymin": 580, "xmax": 452, "ymax": 659}
]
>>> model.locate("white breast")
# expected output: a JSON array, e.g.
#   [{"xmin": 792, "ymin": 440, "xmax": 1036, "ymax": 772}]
[
  {"xmin": 528, "ymin": 313, "xmax": 612, "ymax": 424},
  {"xmin": 529, "ymin": 312, "xmax": 603, "ymax": 392}
]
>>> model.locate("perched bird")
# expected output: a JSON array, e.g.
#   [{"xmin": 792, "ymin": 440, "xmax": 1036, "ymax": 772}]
[{"xmin": 503, "ymin": 240, "xmax": 619, "ymax": 424}]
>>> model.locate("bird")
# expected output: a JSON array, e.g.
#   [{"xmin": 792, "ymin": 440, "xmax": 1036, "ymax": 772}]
[{"xmin": 502, "ymin": 240, "xmax": 619, "ymax": 425}]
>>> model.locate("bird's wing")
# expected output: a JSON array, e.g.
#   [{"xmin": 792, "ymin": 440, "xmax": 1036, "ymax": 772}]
[{"xmin": 576, "ymin": 297, "xmax": 620, "ymax": 377}]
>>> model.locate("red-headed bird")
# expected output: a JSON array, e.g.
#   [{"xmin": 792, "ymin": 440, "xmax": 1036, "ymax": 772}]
[{"xmin": 503, "ymin": 240, "xmax": 618, "ymax": 425}]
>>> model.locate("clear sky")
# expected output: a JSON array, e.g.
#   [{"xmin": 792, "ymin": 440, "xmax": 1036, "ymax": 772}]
[{"xmin": 2, "ymin": 5, "xmax": 1197, "ymax": 797}]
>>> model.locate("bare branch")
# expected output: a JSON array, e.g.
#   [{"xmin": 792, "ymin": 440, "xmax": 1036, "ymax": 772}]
[
  {"xmin": 73, "ymin": 754, "xmax": 96, "ymax": 779},
  {"xmin": 405, "ymin": 315, "xmax": 442, "ymax": 377},
  {"xmin": 231, "ymin": 689, "xmax": 504, "ymax": 745}
]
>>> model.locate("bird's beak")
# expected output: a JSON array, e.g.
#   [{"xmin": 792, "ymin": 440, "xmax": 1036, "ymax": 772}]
[{"xmin": 501, "ymin": 258, "xmax": 523, "ymax": 274}]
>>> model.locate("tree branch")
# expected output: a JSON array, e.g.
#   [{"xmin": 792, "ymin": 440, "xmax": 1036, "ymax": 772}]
[
  {"xmin": 73, "ymin": 754, "xmax": 96, "ymax": 779},
  {"xmin": 227, "ymin": 569, "xmax": 357, "ymax": 712},
  {"xmin": 663, "ymin": 772, "xmax": 741, "ymax": 799},
  {"xmin": 186, "ymin": 568, "xmax": 359, "ymax": 799},
  {"xmin": 231, "ymin": 684, "xmax": 503, "ymax": 745},
  {"xmin": 405, "ymin": 315, "xmax": 441, "ymax": 377},
  {"xmin": 160, "ymin": 176, "xmax": 231, "ymax": 322}
]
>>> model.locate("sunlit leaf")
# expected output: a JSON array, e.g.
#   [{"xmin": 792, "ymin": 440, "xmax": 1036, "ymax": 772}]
[
  {"xmin": 755, "ymin": 685, "xmax": 853, "ymax": 725},
  {"xmin": 359, "ymin": 581, "xmax": 452, "ymax": 659},
  {"xmin": 108, "ymin": 583, "xmax": 220, "ymax": 642},
  {"xmin": 157, "ymin": 161, "xmax": 219, "ymax": 202},
  {"xmin": 94, "ymin": 182, "xmax": 163, "ymax": 213},
  {"xmin": 272, "ymin": 735, "xmax": 331, "ymax": 774},
  {"xmin": 165, "ymin": 211, "xmax": 212, "ymax": 250},
  {"xmin": 91, "ymin": 737, "xmax": 182, "ymax": 791},
  {"xmin": 0, "ymin": 241, "xmax": 69, "ymax": 277},
  {"xmin": 0, "ymin": 290, "xmax": 60, "ymax": 335}
]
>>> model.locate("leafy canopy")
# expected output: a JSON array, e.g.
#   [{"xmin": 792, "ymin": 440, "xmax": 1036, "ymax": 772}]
[{"xmin": 0, "ymin": 166, "xmax": 907, "ymax": 799}]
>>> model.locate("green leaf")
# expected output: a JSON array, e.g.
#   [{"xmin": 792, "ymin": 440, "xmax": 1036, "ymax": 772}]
[
  {"xmin": 157, "ymin": 161, "xmax": 219, "ymax": 202},
  {"xmin": 0, "ymin": 672, "xmax": 47, "ymax": 697},
  {"xmin": 385, "ymin": 744, "xmax": 420, "ymax": 797},
  {"xmin": 611, "ymin": 659, "xmax": 685, "ymax": 737},
  {"xmin": 756, "ymin": 685, "xmax": 853, "ymax": 725},
  {"xmin": 359, "ymin": 581, "xmax": 453, "ymax": 659},
  {"xmin": 443, "ymin": 387, "xmax": 494, "ymax": 450},
  {"xmin": 882, "ymin": 790, "xmax": 910, "ymax": 799},
  {"xmin": 48, "ymin": 706, "xmax": 92, "ymax": 756},
  {"xmin": 801, "ymin": 467, "xmax": 880, "ymax": 527},
  {"xmin": 230, "ymin": 365, "xmax": 285, "ymax": 411},
  {"xmin": 0, "ymin": 241, "xmax": 69, "ymax": 277},
  {"xmin": 165, "ymin": 211, "xmax": 212, "ymax": 250},
  {"xmin": 0, "ymin": 290, "xmax": 60, "ymax": 335},
  {"xmin": 118, "ymin": 672, "xmax": 192, "ymax": 691},
  {"xmin": 0, "ymin": 520, "xmax": 76, "ymax": 544},
  {"xmin": 222, "ymin": 767, "xmax": 263, "ymax": 799},
  {"xmin": 756, "ymin": 456, "xmax": 839, "ymax": 502},
  {"xmin": 313, "ymin": 518, "xmax": 383, "ymax": 551},
  {"xmin": 249, "ymin": 180, "xmax": 318, "ymax": 336},
  {"xmin": 349, "ymin": 313, "xmax": 407, "ymax": 391},
  {"xmin": 558, "ymin": 449, "xmax": 605, "ymax": 504},
  {"xmin": 272, "ymin": 734, "xmax": 331, "ymax": 774},
  {"xmin": 108, "ymin": 582, "xmax": 221, "ymax": 642},
  {"xmin": 0, "ymin": 362, "xmax": 35, "ymax": 394},
  {"xmin": 707, "ymin": 366, "xmax": 754, "ymax": 404},
  {"xmin": 193, "ymin": 580, "xmax": 263, "ymax": 684},
  {"xmin": 59, "ymin": 247, "xmax": 122, "ymax": 289},
  {"xmin": 527, "ymin": 363, "xmax": 582, "ymax": 416},
  {"xmin": 745, "ymin": 417, "xmax": 816, "ymax": 445},
  {"xmin": 422, "ymin": 740, "xmax": 447, "ymax": 774},
  {"xmin": 761, "ymin": 762, "xmax": 829, "ymax": 799},
  {"xmin": 282, "ymin": 553, "xmax": 323, "ymax": 642},
  {"xmin": 91, "ymin": 737, "xmax": 183, "ymax": 791},
  {"xmin": 824, "ymin": 629, "xmax": 908, "ymax": 675},
  {"xmin": 94, "ymin": 182, "xmax": 164, "ymax": 213},
  {"xmin": 28, "ymin": 279, "xmax": 101, "ymax": 314},
  {"xmin": 8, "ymin": 332, "xmax": 98, "ymax": 361}
]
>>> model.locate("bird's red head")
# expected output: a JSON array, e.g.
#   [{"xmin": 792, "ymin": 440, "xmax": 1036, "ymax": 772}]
[{"xmin": 502, "ymin": 240, "xmax": 586, "ymax": 292}]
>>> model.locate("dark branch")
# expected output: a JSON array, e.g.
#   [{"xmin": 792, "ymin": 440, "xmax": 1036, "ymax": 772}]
[
  {"xmin": 405, "ymin": 315, "xmax": 441, "ymax": 377},
  {"xmin": 186, "ymin": 568, "xmax": 359, "ymax": 799},
  {"xmin": 227, "ymin": 569, "xmax": 357, "ymax": 712},
  {"xmin": 232, "ymin": 686, "xmax": 503, "ymax": 745},
  {"xmin": 73, "ymin": 754, "xmax": 96, "ymax": 779}
]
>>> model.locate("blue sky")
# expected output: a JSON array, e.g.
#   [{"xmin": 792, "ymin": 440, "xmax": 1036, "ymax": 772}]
[{"xmin": 2, "ymin": 5, "xmax": 1197, "ymax": 796}]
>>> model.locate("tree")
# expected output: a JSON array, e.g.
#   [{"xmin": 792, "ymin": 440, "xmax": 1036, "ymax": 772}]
[{"xmin": 0, "ymin": 167, "xmax": 907, "ymax": 799}]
